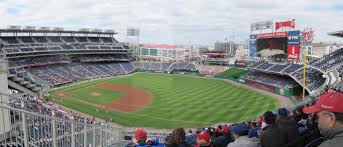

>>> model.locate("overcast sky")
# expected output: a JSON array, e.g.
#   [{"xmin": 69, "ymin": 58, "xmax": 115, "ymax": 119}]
[{"xmin": 0, "ymin": 0, "xmax": 342, "ymax": 45}]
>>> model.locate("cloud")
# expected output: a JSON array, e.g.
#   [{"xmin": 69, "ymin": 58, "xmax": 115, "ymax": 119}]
[{"xmin": 0, "ymin": 0, "xmax": 342, "ymax": 45}]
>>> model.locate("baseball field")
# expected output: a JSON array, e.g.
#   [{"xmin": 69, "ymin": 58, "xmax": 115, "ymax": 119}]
[{"xmin": 49, "ymin": 72, "xmax": 280, "ymax": 128}]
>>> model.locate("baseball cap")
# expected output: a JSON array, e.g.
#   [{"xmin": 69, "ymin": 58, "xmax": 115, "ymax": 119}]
[
  {"xmin": 277, "ymin": 108, "xmax": 288, "ymax": 116},
  {"xmin": 303, "ymin": 92, "xmax": 343, "ymax": 114},
  {"xmin": 196, "ymin": 132, "xmax": 211, "ymax": 142},
  {"xmin": 222, "ymin": 126, "xmax": 230, "ymax": 134},
  {"xmin": 134, "ymin": 129, "xmax": 147, "ymax": 139},
  {"xmin": 231, "ymin": 123, "xmax": 248, "ymax": 135}
]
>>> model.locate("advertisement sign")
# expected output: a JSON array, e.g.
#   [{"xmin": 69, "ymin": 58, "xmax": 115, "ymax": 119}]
[
  {"xmin": 250, "ymin": 34, "xmax": 257, "ymax": 58},
  {"xmin": 288, "ymin": 45, "xmax": 300, "ymax": 60},
  {"xmin": 257, "ymin": 32, "xmax": 288, "ymax": 39},
  {"xmin": 250, "ymin": 34, "xmax": 257, "ymax": 40},
  {"xmin": 275, "ymin": 19, "xmax": 295, "ymax": 30},
  {"xmin": 250, "ymin": 44, "xmax": 257, "ymax": 58},
  {"xmin": 302, "ymin": 27, "xmax": 314, "ymax": 44},
  {"xmin": 288, "ymin": 30, "xmax": 300, "ymax": 45}
]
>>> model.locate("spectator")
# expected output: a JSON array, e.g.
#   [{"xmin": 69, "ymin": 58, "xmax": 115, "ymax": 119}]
[
  {"xmin": 194, "ymin": 132, "xmax": 212, "ymax": 147},
  {"xmin": 167, "ymin": 128, "xmax": 191, "ymax": 147},
  {"xmin": 227, "ymin": 123, "xmax": 258, "ymax": 147},
  {"xmin": 260, "ymin": 111, "xmax": 288, "ymax": 147},
  {"xmin": 185, "ymin": 132, "xmax": 197, "ymax": 146},
  {"xmin": 248, "ymin": 122, "xmax": 258, "ymax": 138},
  {"xmin": 213, "ymin": 126, "xmax": 233, "ymax": 147},
  {"xmin": 303, "ymin": 92, "xmax": 343, "ymax": 147},
  {"xmin": 125, "ymin": 129, "xmax": 148, "ymax": 147},
  {"xmin": 276, "ymin": 108, "xmax": 302, "ymax": 147}
]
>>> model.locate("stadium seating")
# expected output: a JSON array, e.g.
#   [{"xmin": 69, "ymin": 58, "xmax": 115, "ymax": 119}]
[
  {"xmin": 26, "ymin": 61, "xmax": 136, "ymax": 87},
  {"xmin": 291, "ymin": 67, "xmax": 326, "ymax": 91},
  {"xmin": 0, "ymin": 36, "xmax": 20, "ymax": 44},
  {"xmin": 198, "ymin": 65, "xmax": 229, "ymax": 74},
  {"xmin": 244, "ymin": 71, "xmax": 299, "ymax": 88},
  {"xmin": 249, "ymin": 59, "xmax": 327, "ymax": 93},
  {"xmin": 268, "ymin": 64, "xmax": 291, "ymax": 72},
  {"xmin": 17, "ymin": 36, "xmax": 36, "ymax": 43},
  {"xmin": 310, "ymin": 48, "xmax": 343, "ymax": 71}
]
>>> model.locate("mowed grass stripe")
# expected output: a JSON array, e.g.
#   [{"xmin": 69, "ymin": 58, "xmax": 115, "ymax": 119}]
[{"xmin": 50, "ymin": 72, "xmax": 280, "ymax": 128}]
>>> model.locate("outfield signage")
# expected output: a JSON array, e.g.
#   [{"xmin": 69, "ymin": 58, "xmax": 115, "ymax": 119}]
[
  {"xmin": 288, "ymin": 45, "xmax": 300, "ymax": 60},
  {"xmin": 275, "ymin": 19, "xmax": 295, "ymax": 30},
  {"xmin": 250, "ymin": 44, "xmax": 257, "ymax": 58},
  {"xmin": 250, "ymin": 35, "xmax": 257, "ymax": 58},
  {"xmin": 257, "ymin": 32, "xmax": 288, "ymax": 39},
  {"xmin": 250, "ymin": 34, "xmax": 257, "ymax": 40},
  {"xmin": 288, "ymin": 30, "xmax": 300, "ymax": 45}
]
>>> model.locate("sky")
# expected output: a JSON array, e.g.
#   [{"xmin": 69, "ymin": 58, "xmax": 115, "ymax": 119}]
[{"xmin": 0, "ymin": 0, "xmax": 342, "ymax": 45}]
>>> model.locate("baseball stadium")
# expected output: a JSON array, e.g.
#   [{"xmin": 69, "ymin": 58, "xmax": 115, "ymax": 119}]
[{"xmin": 0, "ymin": 3, "xmax": 343, "ymax": 147}]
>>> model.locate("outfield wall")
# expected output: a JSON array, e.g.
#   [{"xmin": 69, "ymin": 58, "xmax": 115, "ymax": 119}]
[{"xmin": 244, "ymin": 79, "xmax": 302, "ymax": 98}]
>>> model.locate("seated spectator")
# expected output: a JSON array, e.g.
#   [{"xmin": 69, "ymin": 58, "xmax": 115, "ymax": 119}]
[
  {"xmin": 276, "ymin": 108, "xmax": 302, "ymax": 147},
  {"xmin": 227, "ymin": 123, "xmax": 258, "ymax": 147},
  {"xmin": 213, "ymin": 126, "xmax": 233, "ymax": 147},
  {"xmin": 194, "ymin": 132, "xmax": 212, "ymax": 147},
  {"xmin": 303, "ymin": 92, "xmax": 343, "ymax": 147},
  {"xmin": 260, "ymin": 111, "xmax": 288, "ymax": 147},
  {"xmin": 185, "ymin": 130, "xmax": 197, "ymax": 146},
  {"xmin": 167, "ymin": 128, "xmax": 191, "ymax": 147},
  {"xmin": 125, "ymin": 129, "xmax": 148, "ymax": 147},
  {"xmin": 148, "ymin": 138, "xmax": 165, "ymax": 147},
  {"xmin": 248, "ymin": 122, "xmax": 259, "ymax": 138}
]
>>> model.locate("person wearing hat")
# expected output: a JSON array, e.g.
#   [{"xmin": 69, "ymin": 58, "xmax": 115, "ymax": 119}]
[
  {"xmin": 227, "ymin": 123, "xmax": 258, "ymax": 147},
  {"xmin": 260, "ymin": 111, "xmax": 288, "ymax": 147},
  {"xmin": 194, "ymin": 132, "xmax": 213, "ymax": 147},
  {"xmin": 303, "ymin": 92, "xmax": 343, "ymax": 147},
  {"xmin": 213, "ymin": 126, "xmax": 233, "ymax": 147},
  {"xmin": 125, "ymin": 129, "xmax": 149, "ymax": 147},
  {"xmin": 276, "ymin": 108, "xmax": 302, "ymax": 147}
]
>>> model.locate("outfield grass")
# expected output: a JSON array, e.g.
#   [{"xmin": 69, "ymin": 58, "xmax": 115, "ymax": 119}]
[
  {"xmin": 220, "ymin": 67, "xmax": 248, "ymax": 79},
  {"xmin": 49, "ymin": 73, "xmax": 280, "ymax": 128}
]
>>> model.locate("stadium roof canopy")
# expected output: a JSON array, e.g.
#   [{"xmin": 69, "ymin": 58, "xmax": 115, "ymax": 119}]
[
  {"xmin": 328, "ymin": 30, "xmax": 343, "ymax": 38},
  {"xmin": 0, "ymin": 26, "xmax": 118, "ymax": 35}
]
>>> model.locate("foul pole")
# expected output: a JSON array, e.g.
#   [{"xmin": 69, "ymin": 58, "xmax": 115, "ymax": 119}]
[{"xmin": 302, "ymin": 47, "xmax": 307, "ymax": 101}]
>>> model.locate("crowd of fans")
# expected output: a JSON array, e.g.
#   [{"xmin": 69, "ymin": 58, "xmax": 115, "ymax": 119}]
[
  {"xmin": 198, "ymin": 65, "xmax": 229, "ymax": 75},
  {"xmin": 250, "ymin": 62, "xmax": 327, "ymax": 92},
  {"xmin": 125, "ymin": 91, "xmax": 343, "ymax": 147},
  {"xmin": 27, "ymin": 62, "xmax": 135, "ymax": 87},
  {"xmin": 310, "ymin": 48, "xmax": 343, "ymax": 72},
  {"xmin": 132, "ymin": 61, "xmax": 197, "ymax": 72},
  {"xmin": 244, "ymin": 71, "xmax": 299, "ymax": 88},
  {"xmin": 291, "ymin": 68, "xmax": 326, "ymax": 91},
  {"xmin": 8, "ymin": 89, "xmax": 101, "ymax": 146}
]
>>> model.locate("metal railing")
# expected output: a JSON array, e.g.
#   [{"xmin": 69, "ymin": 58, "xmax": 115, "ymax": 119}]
[{"xmin": 0, "ymin": 98, "xmax": 125, "ymax": 147}]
